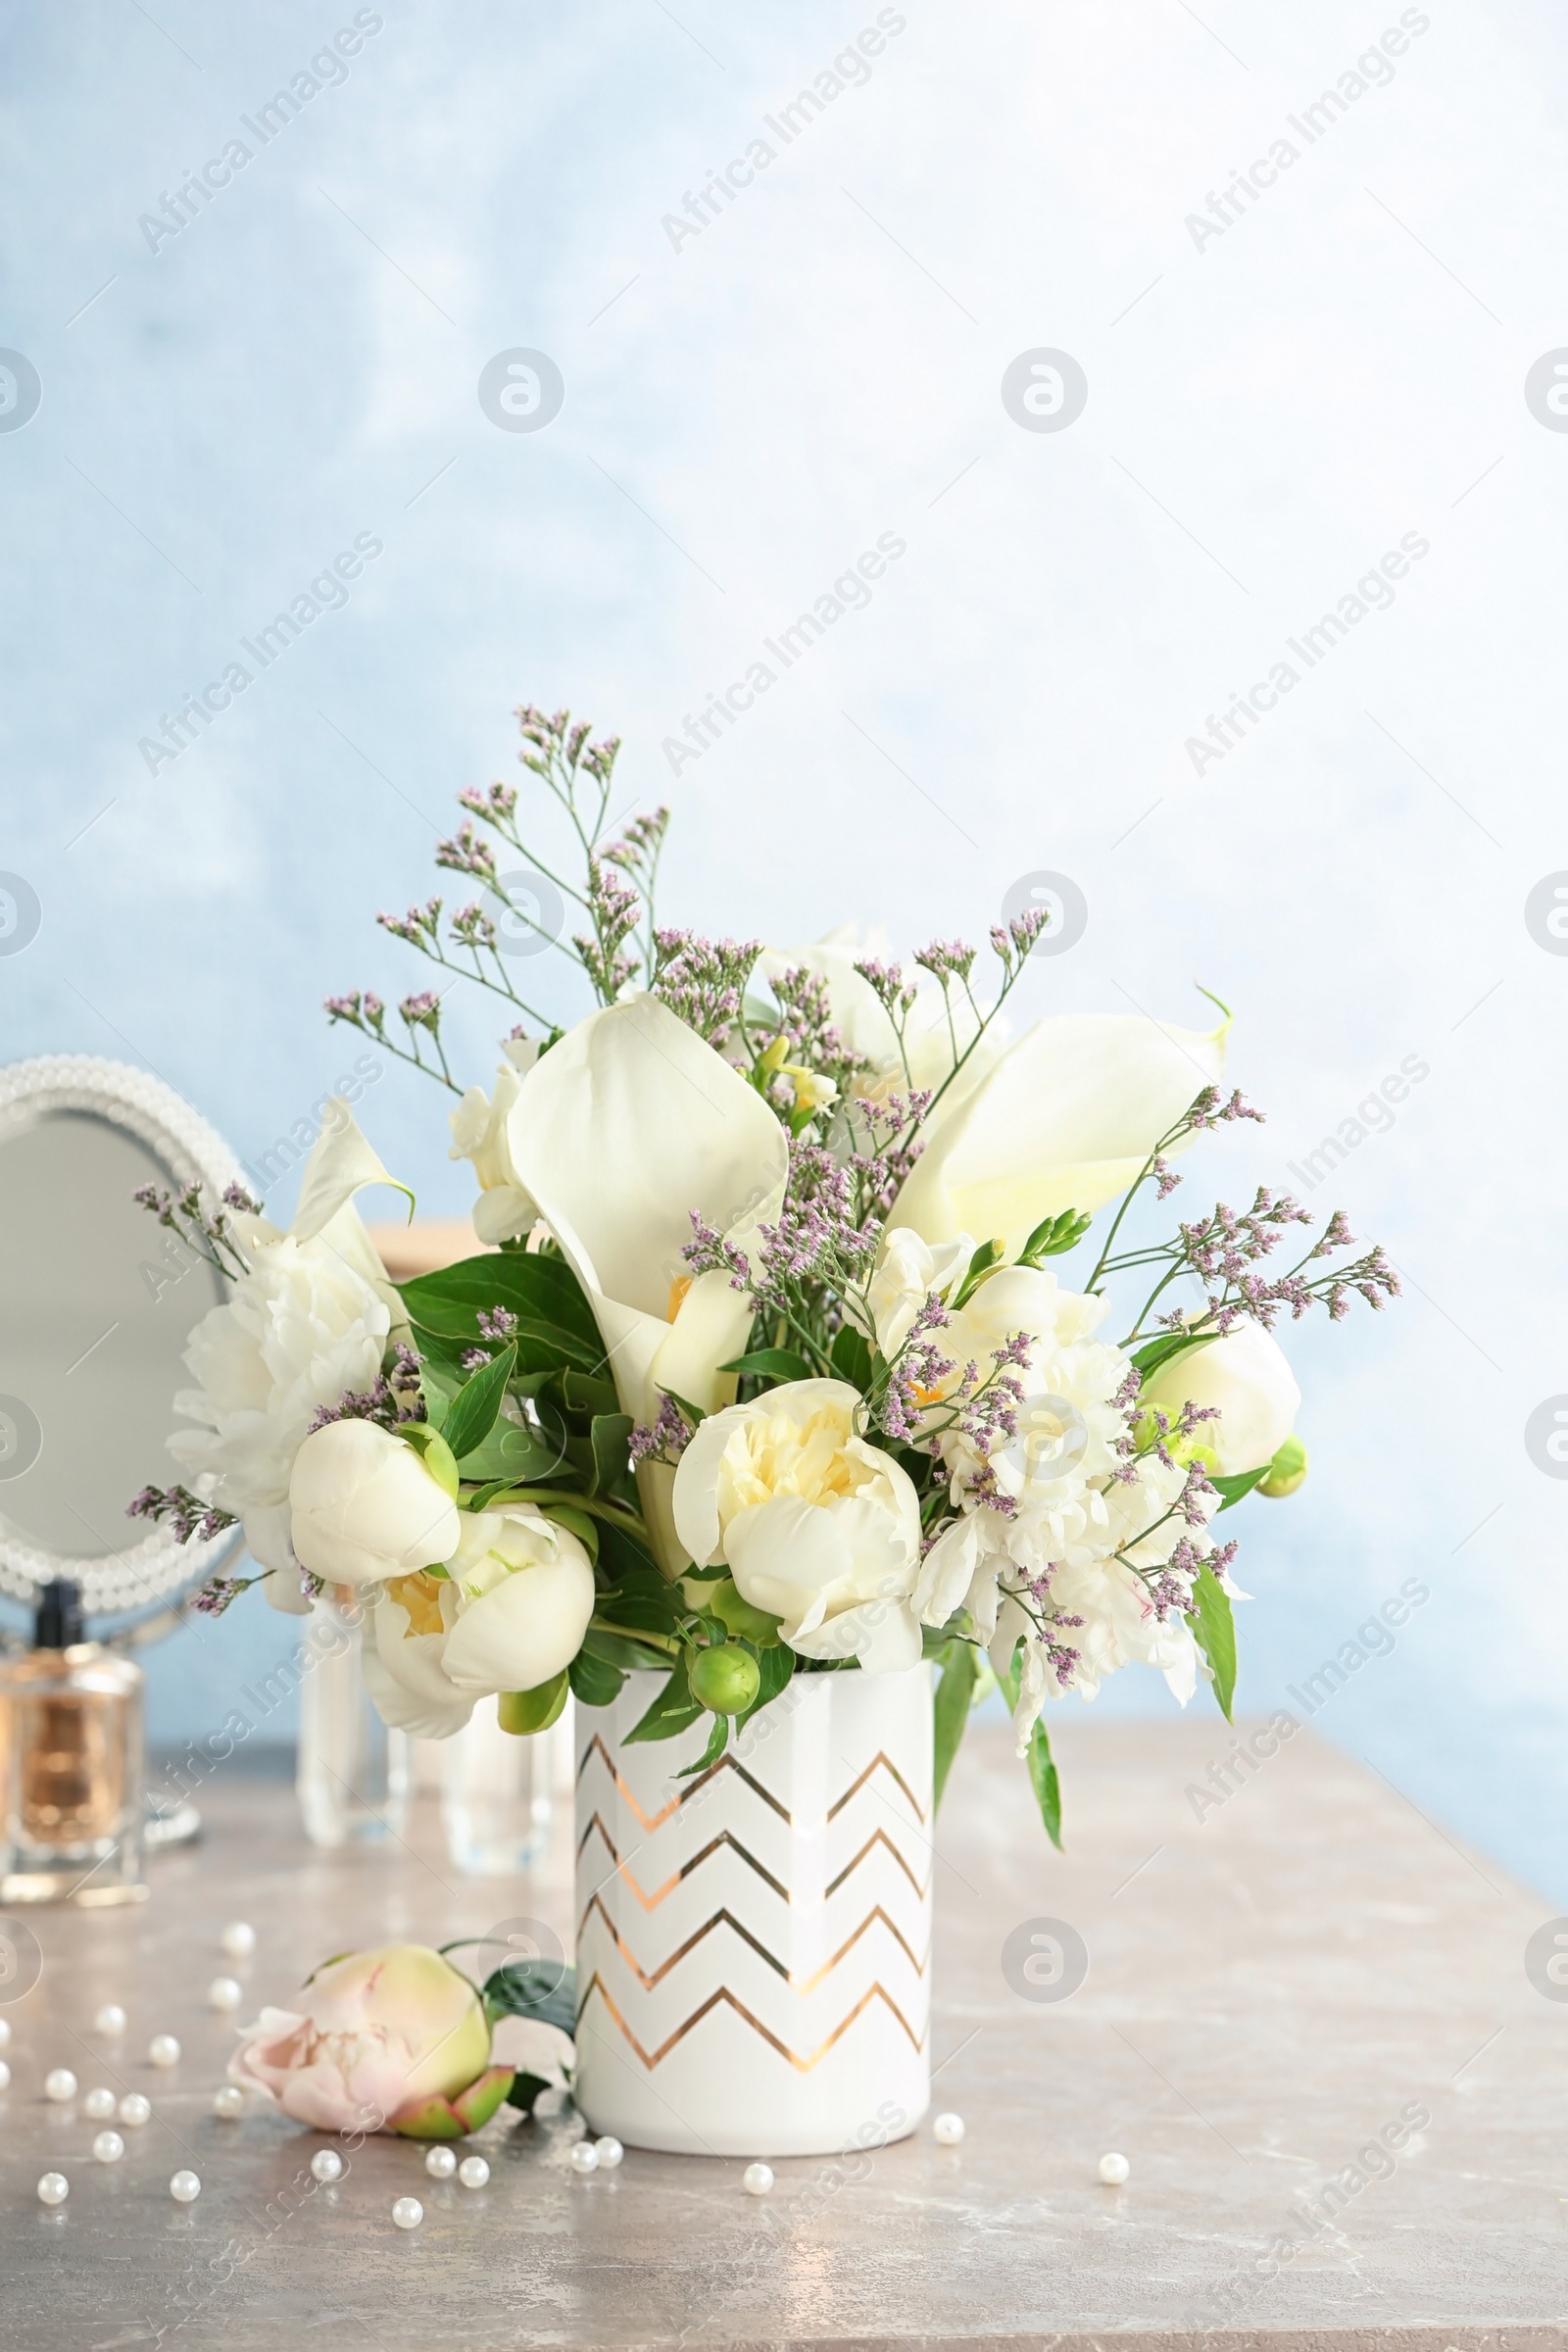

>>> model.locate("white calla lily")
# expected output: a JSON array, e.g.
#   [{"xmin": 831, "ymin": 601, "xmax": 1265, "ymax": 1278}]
[
  {"xmin": 887, "ymin": 1010, "xmax": 1227, "ymax": 1257},
  {"xmin": 505, "ymin": 997, "xmax": 788, "ymax": 1575}
]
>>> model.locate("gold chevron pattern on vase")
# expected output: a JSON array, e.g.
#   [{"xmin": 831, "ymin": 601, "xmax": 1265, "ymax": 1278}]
[{"xmin": 572, "ymin": 1667, "xmax": 934, "ymax": 2156}]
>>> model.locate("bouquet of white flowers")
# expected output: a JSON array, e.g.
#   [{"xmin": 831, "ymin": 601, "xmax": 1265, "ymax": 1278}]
[{"xmin": 131, "ymin": 702, "xmax": 1396, "ymax": 1844}]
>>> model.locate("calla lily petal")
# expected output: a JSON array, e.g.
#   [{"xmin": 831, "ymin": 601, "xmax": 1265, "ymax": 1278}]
[
  {"xmin": 888, "ymin": 1010, "xmax": 1227, "ymax": 1255},
  {"xmin": 289, "ymin": 1100, "xmax": 415, "ymax": 1244}
]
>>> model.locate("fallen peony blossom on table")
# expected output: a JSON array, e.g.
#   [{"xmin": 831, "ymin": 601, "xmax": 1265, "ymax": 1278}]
[{"xmin": 228, "ymin": 1942, "xmax": 514, "ymax": 2139}]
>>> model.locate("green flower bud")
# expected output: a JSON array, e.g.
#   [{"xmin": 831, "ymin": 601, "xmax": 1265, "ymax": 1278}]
[
  {"xmin": 690, "ymin": 1644, "xmax": 761, "ymax": 1716},
  {"xmin": 1258, "ymin": 1433, "xmax": 1307, "ymax": 1498}
]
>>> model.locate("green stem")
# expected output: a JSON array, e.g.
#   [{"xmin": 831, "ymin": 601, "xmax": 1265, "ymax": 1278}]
[{"xmin": 589, "ymin": 1616, "xmax": 680, "ymax": 1656}]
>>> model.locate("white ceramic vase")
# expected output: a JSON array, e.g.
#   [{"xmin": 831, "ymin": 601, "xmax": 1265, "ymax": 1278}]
[{"xmin": 573, "ymin": 1663, "xmax": 932, "ymax": 2158}]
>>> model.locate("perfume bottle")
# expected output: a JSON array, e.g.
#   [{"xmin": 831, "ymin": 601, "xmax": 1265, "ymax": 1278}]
[{"xmin": 0, "ymin": 1580, "xmax": 146, "ymax": 1906}]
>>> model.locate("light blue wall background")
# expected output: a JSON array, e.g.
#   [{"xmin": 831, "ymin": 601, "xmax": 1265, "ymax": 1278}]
[{"xmin": 3, "ymin": 2, "xmax": 1565, "ymax": 1897}]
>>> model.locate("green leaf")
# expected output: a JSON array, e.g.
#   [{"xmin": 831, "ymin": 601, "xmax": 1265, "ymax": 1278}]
[
  {"xmin": 589, "ymin": 1413, "xmax": 635, "ymax": 1497},
  {"xmin": 442, "ymin": 1342, "xmax": 517, "ymax": 1463},
  {"xmin": 483, "ymin": 1957, "xmax": 576, "ymax": 2037},
  {"xmin": 829, "ymin": 1322, "xmax": 873, "ymax": 1391},
  {"xmin": 660, "ymin": 1388, "xmax": 708, "ymax": 1431},
  {"xmin": 1129, "ymin": 1329, "xmax": 1216, "ymax": 1380},
  {"xmin": 453, "ymin": 1414, "xmax": 564, "ymax": 1486},
  {"xmin": 674, "ymin": 1711, "xmax": 731, "ymax": 1779},
  {"xmin": 622, "ymin": 1659, "xmax": 705, "ymax": 1744},
  {"xmin": 562, "ymin": 1369, "xmax": 622, "ymax": 1420},
  {"xmin": 538, "ymin": 1501, "xmax": 599, "ymax": 1561},
  {"xmin": 932, "ymin": 1639, "xmax": 978, "ymax": 1814},
  {"xmin": 504, "ymin": 2069, "xmax": 553, "ymax": 2119},
  {"xmin": 1211, "ymin": 1466, "xmax": 1269, "ymax": 1512},
  {"xmin": 569, "ymin": 1646, "xmax": 627, "ymax": 1707},
  {"xmin": 720, "ymin": 1348, "xmax": 815, "ymax": 1385},
  {"xmin": 734, "ymin": 1637, "xmax": 795, "ymax": 1732},
  {"xmin": 1025, "ymin": 1714, "xmax": 1063, "ymax": 1850},
  {"xmin": 498, "ymin": 1670, "xmax": 568, "ymax": 1735},
  {"xmin": 582, "ymin": 1628, "xmax": 668, "ymax": 1674},
  {"xmin": 594, "ymin": 1519, "xmax": 663, "ymax": 1586},
  {"xmin": 1186, "ymin": 1564, "xmax": 1237, "ymax": 1723},
  {"xmin": 416, "ymin": 1356, "xmax": 460, "ymax": 1431},
  {"xmin": 401, "ymin": 1253, "xmax": 601, "ymax": 1350}
]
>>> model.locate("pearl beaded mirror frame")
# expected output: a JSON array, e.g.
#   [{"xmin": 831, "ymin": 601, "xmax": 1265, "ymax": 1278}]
[{"xmin": 0, "ymin": 1054, "xmax": 244, "ymax": 1619}]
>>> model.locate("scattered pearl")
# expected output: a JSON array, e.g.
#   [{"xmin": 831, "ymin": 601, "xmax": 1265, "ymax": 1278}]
[
  {"xmin": 568, "ymin": 2139, "xmax": 599, "ymax": 2175},
  {"xmin": 94, "ymin": 2004, "xmax": 126, "ymax": 2038},
  {"xmin": 1098, "ymin": 2150, "xmax": 1131, "ymax": 2185},
  {"xmin": 118, "ymin": 2094, "xmax": 151, "ymax": 2128},
  {"xmin": 457, "ymin": 2155, "xmax": 489, "ymax": 2189},
  {"xmin": 36, "ymin": 2171, "xmax": 69, "ymax": 2207},
  {"xmin": 170, "ymin": 2170, "xmax": 201, "ymax": 2204},
  {"xmin": 310, "ymin": 2148, "xmax": 344, "ymax": 2183},
  {"xmin": 83, "ymin": 2087, "xmax": 117, "ymax": 2122},
  {"xmin": 207, "ymin": 1978, "xmax": 242, "ymax": 2013},
  {"xmin": 0, "ymin": 2017, "xmax": 11, "ymax": 2048},
  {"xmin": 149, "ymin": 2034, "xmax": 181, "ymax": 2069},
  {"xmin": 220, "ymin": 1922, "xmax": 256, "ymax": 1959},
  {"xmin": 44, "ymin": 2068, "xmax": 77, "ymax": 2103},
  {"xmin": 213, "ymin": 2085, "xmax": 246, "ymax": 2121},
  {"xmin": 0, "ymin": 2060, "xmax": 10, "ymax": 2092},
  {"xmin": 594, "ymin": 2135, "xmax": 624, "ymax": 2169},
  {"xmin": 391, "ymin": 2195, "xmax": 423, "ymax": 2230},
  {"xmin": 742, "ymin": 2162, "xmax": 774, "ymax": 2196},
  {"xmin": 933, "ymin": 2111, "xmax": 965, "ymax": 2146},
  {"xmin": 92, "ymin": 2131, "xmax": 124, "ymax": 2165},
  {"xmin": 424, "ymin": 2144, "xmax": 457, "ymax": 2179}
]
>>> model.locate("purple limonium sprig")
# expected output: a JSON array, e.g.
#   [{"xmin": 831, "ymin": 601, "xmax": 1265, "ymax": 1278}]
[
  {"xmin": 308, "ymin": 1347, "xmax": 426, "ymax": 1435},
  {"xmin": 628, "ymin": 1393, "xmax": 694, "ymax": 1467},
  {"xmin": 127, "ymin": 1484, "xmax": 239, "ymax": 1544}
]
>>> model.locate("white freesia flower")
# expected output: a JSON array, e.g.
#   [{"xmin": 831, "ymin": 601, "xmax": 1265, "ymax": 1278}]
[
  {"xmin": 888, "ymin": 1010, "xmax": 1226, "ymax": 1258},
  {"xmin": 860, "ymin": 1226, "xmax": 974, "ymax": 1356},
  {"xmin": 1137, "ymin": 1323, "xmax": 1300, "ymax": 1477},
  {"xmin": 166, "ymin": 1103, "xmax": 410, "ymax": 1611},
  {"xmin": 449, "ymin": 1049, "xmax": 539, "ymax": 1245},
  {"xmin": 288, "ymin": 1421, "xmax": 462, "ymax": 1589},
  {"xmin": 504, "ymin": 996, "xmax": 788, "ymax": 1577},
  {"xmin": 672, "ymin": 1379, "xmax": 923, "ymax": 1671},
  {"xmin": 362, "ymin": 1506, "xmax": 595, "ymax": 1739}
]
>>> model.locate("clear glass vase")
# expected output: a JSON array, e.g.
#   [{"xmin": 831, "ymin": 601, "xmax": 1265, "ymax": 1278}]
[
  {"xmin": 441, "ymin": 1693, "xmax": 554, "ymax": 1875},
  {"xmin": 296, "ymin": 1593, "xmax": 409, "ymax": 1848}
]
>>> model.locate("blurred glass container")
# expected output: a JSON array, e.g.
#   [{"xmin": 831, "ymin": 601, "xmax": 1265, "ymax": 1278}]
[
  {"xmin": 296, "ymin": 1592, "xmax": 409, "ymax": 1847},
  {"xmin": 0, "ymin": 1580, "xmax": 145, "ymax": 1905},
  {"xmin": 441, "ymin": 1694, "xmax": 554, "ymax": 1875}
]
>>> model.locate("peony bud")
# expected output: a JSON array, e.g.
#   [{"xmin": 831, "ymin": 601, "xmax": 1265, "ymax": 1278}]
[
  {"xmin": 1138, "ymin": 1324, "xmax": 1301, "ymax": 1479},
  {"xmin": 288, "ymin": 1421, "xmax": 462, "ymax": 1587},
  {"xmin": 1257, "ymin": 1433, "xmax": 1307, "ymax": 1497},
  {"xmin": 228, "ymin": 1943, "xmax": 510, "ymax": 2140}
]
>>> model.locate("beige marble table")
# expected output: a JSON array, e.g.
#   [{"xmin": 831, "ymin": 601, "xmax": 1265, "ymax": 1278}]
[{"xmin": 2, "ymin": 1715, "xmax": 1564, "ymax": 2351}]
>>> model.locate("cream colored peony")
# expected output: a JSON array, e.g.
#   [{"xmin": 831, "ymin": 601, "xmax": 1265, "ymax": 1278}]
[
  {"xmin": 672, "ymin": 1378, "xmax": 923, "ymax": 1671},
  {"xmin": 288, "ymin": 1421, "xmax": 461, "ymax": 1589}
]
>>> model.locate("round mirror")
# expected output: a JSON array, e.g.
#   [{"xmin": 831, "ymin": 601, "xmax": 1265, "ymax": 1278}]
[{"xmin": 0, "ymin": 1056, "xmax": 244, "ymax": 1618}]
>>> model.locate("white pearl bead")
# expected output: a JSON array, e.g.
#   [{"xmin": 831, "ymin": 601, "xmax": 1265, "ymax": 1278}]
[
  {"xmin": 742, "ymin": 2161, "xmax": 773, "ymax": 2195},
  {"xmin": 118, "ymin": 2093, "xmax": 151, "ymax": 2127},
  {"xmin": 392, "ymin": 2195, "xmax": 423, "ymax": 2230},
  {"xmin": 170, "ymin": 2170, "xmax": 202, "ymax": 2204},
  {"xmin": 213, "ymin": 2084, "xmax": 245, "ymax": 2120},
  {"xmin": 424, "ymin": 2144, "xmax": 458, "ymax": 2178},
  {"xmin": 1098, "ymin": 2150, "xmax": 1131, "ymax": 2185},
  {"xmin": 93, "ymin": 2004, "xmax": 126, "ymax": 2038},
  {"xmin": 0, "ymin": 2016, "xmax": 11, "ymax": 2048},
  {"xmin": 594, "ymin": 2135, "xmax": 623, "ymax": 2168},
  {"xmin": 93, "ymin": 2131, "xmax": 124, "ymax": 2165},
  {"xmin": 148, "ymin": 2034, "xmax": 181, "ymax": 2068},
  {"xmin": 220, "ymin": 1921, "xmax": 256, "ymax": 1958},
  {"xmin": 0, "ymin": 2059, "xmax": 10, "ymax": 2092},
  {"xmin": 568, "ymin": 2139, "xmax": 599, "ymax": 2175},
  {"xmin": 310, "ymin": 2148, "xmax": 344, "ymax": 2183},
  {"xmin": 44, "ymin": 2068, "xmax": 77, "ymax": 2103},
  {"xmin": 207, "ymin": 1978, "xmax": 242, "ymax": 2012},
  {"xmin": 457, "ymin": 2155, "xmax": 489, "ymax": 2188},
  {"xmin": 83, "ymin": 2087, "xmax": 117, "ymax": 2121},
  {"xmin": 36, "ymin": 2172, "xmax": 69, "ymax": 2207},
  {"xmin": 933, "ymin": 2111, "xmax": 965, "ymax": 2145}
]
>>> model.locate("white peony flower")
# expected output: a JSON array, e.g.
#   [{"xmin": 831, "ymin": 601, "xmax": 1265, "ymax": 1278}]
[
  {"xmin": 672, "ymin": 1378, "xmax": 923, "ymax": 1672},
  {"xmin": 1136, "ymin": 1322, "xmax": 1300, "ymax": 1477},
  {"xmin": 288, "ymin": 1420, "xmax": 462, "ymax": 1589},
  {"xmin": 363, "ymin": 1505, "xmax": 596, "ymax": 1738},
  {"xmin": 167, "ymin": 1105, "xmax": 407, "ymax": 1607}
]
